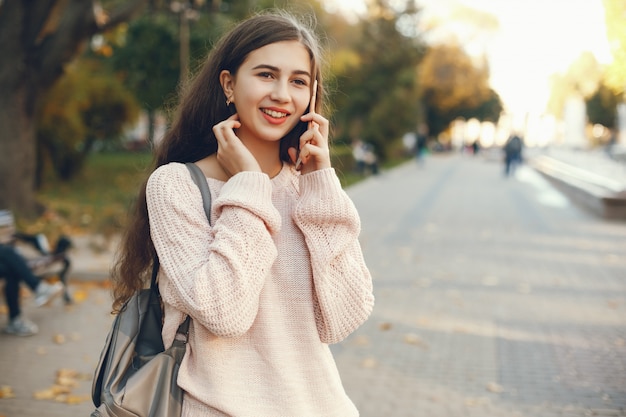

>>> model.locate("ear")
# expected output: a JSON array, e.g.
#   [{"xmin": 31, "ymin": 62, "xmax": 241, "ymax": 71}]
[{"xmin": 220, "ymin": 70, "xmax": 234, "ymax": 99}]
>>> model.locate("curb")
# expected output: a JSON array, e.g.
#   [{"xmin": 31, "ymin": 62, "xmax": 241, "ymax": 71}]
[{"xmin": 530, "ymin": 154, "xmax": 626, "ymax": 220}]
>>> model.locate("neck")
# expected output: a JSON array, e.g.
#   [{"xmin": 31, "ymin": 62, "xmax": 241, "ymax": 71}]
[{"xmin": 239, "ymin": 136, "xmax": 283, "ymax": 178}]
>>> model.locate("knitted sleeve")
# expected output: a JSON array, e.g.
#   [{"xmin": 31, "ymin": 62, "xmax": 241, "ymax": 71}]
[
  {"xmin": 294, "ymin": 168, "xmax": 375, "ymax": 344},
  {"xmin": 146, "ymin": 163, "xmax": 280, "ymax": 337}
]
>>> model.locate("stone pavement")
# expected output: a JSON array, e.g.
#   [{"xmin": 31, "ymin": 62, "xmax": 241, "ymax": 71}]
[{"xmin": 1, "ymin": 151, "xmax": 625, "ymax": 416}]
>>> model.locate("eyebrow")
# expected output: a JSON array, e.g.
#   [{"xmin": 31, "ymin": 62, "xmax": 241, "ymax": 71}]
[{"xmin": 251, "ymin": 64, "xmax": 311, "ymax": 78}]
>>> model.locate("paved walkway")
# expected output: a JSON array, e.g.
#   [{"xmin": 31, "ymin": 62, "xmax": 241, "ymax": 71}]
[{"xmin": 1, "ymin": 153, "xmax": 625, "ymax": 416}]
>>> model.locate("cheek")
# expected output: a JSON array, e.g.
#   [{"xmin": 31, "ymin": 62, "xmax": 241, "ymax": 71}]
[{"xmin": 295, "ymin": 93, "xmax": 312, "ymax": 116}]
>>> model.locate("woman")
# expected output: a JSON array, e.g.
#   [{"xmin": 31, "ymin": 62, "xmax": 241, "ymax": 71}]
[{"xmin": 112, "ymin": 11, "xmax": 374, "ymax": 416}]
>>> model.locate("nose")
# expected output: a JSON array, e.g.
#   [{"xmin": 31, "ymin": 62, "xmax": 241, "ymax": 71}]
[{"xmin": 270, "ymin": 79, "xmax": 291, "ymax": 103}]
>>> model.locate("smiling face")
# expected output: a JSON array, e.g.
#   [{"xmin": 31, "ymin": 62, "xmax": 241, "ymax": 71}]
[{"xmin": 220, "ymin": 40, "xmax": 313, "ymax": 147}]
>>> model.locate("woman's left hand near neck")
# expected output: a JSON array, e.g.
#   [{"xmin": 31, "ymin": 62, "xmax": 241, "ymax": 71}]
[{"xmin": 213, "ymin": 114, "xmax": 262, "ymax": 177}]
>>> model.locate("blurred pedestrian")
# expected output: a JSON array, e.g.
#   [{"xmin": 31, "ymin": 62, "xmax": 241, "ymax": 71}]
[
  {"xmin": 415, "ymin": 123, "xmax": 428, "ymax": 166},
  {"xmin": 606, "ymin": 127, "xmax": 617, "ymax": 160},
  {"xmin": 362, "ymin": 142, "xmax": 379, "ymax": 175},
  {"xmin": 110, "ymin": 11, "xmax": 374, "ymax": 417},
  {"xmin": 402, "ymin": 131, "xmax": 416, "ymax": 155},
  {"xmin": 352, "ymin": 138, "xmax": 366, "ymax": 174},
  {"xmin": 471, "ymin": 140, "xmax": 480, "ymax": 155},
  {"xmin": 504, "ymin": 133, "xmax": 523, "ymax": 176}
]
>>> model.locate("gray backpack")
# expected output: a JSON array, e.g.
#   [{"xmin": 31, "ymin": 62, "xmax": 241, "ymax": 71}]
[{"xmin": 91, "ymin": 163, "xmax": 211, "ymax": 416}]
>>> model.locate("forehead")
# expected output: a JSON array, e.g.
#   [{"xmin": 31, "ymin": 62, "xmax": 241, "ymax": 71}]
[{"xmin": 242, "ymin": 40, "xmax": 311, "ymax": 74}]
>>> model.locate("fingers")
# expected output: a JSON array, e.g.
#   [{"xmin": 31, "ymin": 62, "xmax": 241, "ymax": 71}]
[
  {"xmin": 296, "ymin": 141, "xmax": 331, "ymax": 173},
  {"xmin": 297, "ymin": 120, "xmax": 324, "ymax": 154},
  {"xmin": 300, "ymin": 112, "xmax": 329, "ymax": 139},
  {"xmin": 212, "ymin": 114, "xmax": 261, "ymax": 175},
  {"xmin": 295, "ymin": 127, "xmax": 331, "ymax": 172},
  {"xmin": 212, "ymin": 114, "xmax": 241, "ymax": 144}
]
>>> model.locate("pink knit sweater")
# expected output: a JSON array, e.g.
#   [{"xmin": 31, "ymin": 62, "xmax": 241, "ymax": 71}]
[{"xmin": 146, "ymin": 162, "xmax": 374, "ymax": 417}]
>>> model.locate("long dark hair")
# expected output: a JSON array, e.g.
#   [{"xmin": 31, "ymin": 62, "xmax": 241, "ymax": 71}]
[{"xmin": 111, "ymin": 11, "xmax": 325, "ymax": 312}]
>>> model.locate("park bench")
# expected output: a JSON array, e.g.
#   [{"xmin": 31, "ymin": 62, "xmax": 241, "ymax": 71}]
[{"xmin": 0, "ymin": 210, "xmax": 73, "ymax": 304}]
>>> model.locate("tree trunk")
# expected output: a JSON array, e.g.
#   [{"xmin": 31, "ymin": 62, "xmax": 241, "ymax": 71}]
[
  {"xmin": 0, "ymin": 0, "xmax": 147, "ymax": 218},
  {"xmin": 0, "ymin": 86, "xmax": 40, "ymax": 217}
]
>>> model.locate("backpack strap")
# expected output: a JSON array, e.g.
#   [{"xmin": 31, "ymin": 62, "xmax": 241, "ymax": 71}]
[
  {"xmin": 185, "ymin": 162, "xmax": 212, "ymax": 226},
  {"xmin": 169, "ymin": 163, "xmax": 213, "ymax": 337}
]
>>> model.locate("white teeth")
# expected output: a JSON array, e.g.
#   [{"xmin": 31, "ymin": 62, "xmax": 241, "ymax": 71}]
[{"xmin": 262, "ymin": 109, "xmax": 287, "ymax": 118}]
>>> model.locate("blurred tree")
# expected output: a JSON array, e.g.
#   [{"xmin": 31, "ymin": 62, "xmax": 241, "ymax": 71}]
[
  {"xmin": 331, "ymin": 0, "xmax": 425, "ymax": 160},
  {"xmin": 0, "ymin": 0, "xmax": 147, "ymax": 217},
  {"xmin": 419, "ymin": 43, "xmax": 502, "ymax": 136},
  {"xmin": 586, "ymin": 81, "xmax": 619, "ymax": 128},
  {"xmin": 37, "ymin": 58, "xmax": 140, "ymax": 183},
  {"xmin": 106, "ymin": 2, "xmax": 248, "ymax": 143},
  {"xmin": 546, "ymin": 52, "xmax": 604, "ymax": 118},
  {"xmin": 110, "ymin": 14, "xmax": 180, "ymax": 144},
  {"xmin": 603, "ymin": 0, "xmax": 626, "ymax": 98}
]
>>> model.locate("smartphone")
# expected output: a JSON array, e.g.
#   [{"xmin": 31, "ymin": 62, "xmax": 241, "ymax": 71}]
[{"xmin": 296, "ymin": 79, "xmax": 317, "ymax": 170}]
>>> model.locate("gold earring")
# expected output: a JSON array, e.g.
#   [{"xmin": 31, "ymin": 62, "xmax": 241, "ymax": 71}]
[{"xmin": 226, "ymin": 97, "xmax": 233, "ymax": 106}]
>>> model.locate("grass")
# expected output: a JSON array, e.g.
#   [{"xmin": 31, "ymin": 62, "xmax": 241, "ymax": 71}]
[
  {"xmin": 24, "ymin": 149, "xmax": 408, "ymax": 239},
  {"xmin": 30, "ymin": 152, "xmax": 153, "ymax": 240}
]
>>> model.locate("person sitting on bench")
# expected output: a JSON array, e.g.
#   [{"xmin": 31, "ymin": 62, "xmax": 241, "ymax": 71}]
[
  {"xmin": 0, "ymin": 245, "xmax": 63, "ymax": 336},
  {"xmin": 0, "ymin": 211, "xmax": 63, "ymax": 336}
]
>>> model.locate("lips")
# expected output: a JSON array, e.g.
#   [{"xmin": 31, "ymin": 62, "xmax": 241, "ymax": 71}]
[
  {"xmin": 260, "ymin": 107, "xmax": 291, "ymax": 125},
  {"xmin": 261, "ymin": 108, "xmax": 288, "ymax": 118}
]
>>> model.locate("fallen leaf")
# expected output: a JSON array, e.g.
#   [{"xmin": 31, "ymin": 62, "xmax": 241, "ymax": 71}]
[
  {"xmin": 416, "ymin": 317, "xmax": 430, "ymax": 326},
  {"xmin": 360, "ymin": 357, "xmax": 377, "ymax": 369},
  {"xmin": 403, "ymin": 333, "xmax": 428, "ymax": 348},
  {"xmin": 486, "ymin": 382, "xmax": 503, "ymax": 393},
  {"xmin": 64, "ymin": 394, "xmax": 91, "ymax": 405},
  {"xmin": 351, "ymin": 335, "xmax": 369, "ymax": 346},
  {"xmin": 36, "ymin": 346, "xmax": 47, "ymax": 355},
  {"xmin": 0, "ymin": 385, "xmax": 15, "ymax": 399},
  {"xmin": 57, "ymin": 368, "xmax": 90, "ymax": 381},
  {"xmin": 54, "ymin": 394, "xmax": 68, "ymax": 403},
  {"xmin": 72, "ymin": 289, "xmax": 88, "ymax": 303},
  {"xmin": 378, "ymin": 322, "xmax": 392, "ymax": 331},
  {"xmin": 53, "ymin": 334, "xmax": 66, "ymax": 344},
  {"xmin": 56, "ymin": 376, "xmax": 78, "ymax": 388},
  {"xmin": 33, "ymin": 384, "xmax": 71, "ymax": 400},
  {"xmin": 33, "ymin": 389, "xmax": 55, "ymax": 400}
]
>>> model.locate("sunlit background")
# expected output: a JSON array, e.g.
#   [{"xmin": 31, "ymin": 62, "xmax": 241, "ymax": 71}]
[
  {"xmin": 325, "ymin": 0, "xmax": 616, "ymax": 148},
  {"xmin": 1, "ymin": 2, "xmax": 626, "ymax": 416},
  {"xmin": 1, "ymin": 0, "xmax": 624, "ymax": 227}
]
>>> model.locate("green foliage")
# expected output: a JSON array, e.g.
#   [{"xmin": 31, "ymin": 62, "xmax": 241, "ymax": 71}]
[
  {"xmin": 419, "ymin": 43, "xmax": 502, "ymax": 136},
  {"xmin": 331, "ymin": 0, "xmax": 425, "ymax": 160},
  {"xmin": 547, "ymin": 52, "xmax": 604, "ymax": 118},
  {"xmin": 586, "ymin": 82, "xmax": 619, "ymax": 128},
  {"xmin": 111, "ymin": 15, "xmax": 181, "ymax": 112},
  {"xmin": 603, "ymin": 0, "xmax": 626, "ymax": 97},
  {"xmin": 37, "ymin": 59, "xmax": 140, "ymax": 183},
  {"xmin": 34, "ymin": 152, "xmax": 153, "ymax": 239}
]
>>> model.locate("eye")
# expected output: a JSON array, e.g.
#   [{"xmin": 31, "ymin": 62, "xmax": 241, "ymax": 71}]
[{"xmin": 257, "ymin": 72, "xmax": 274, "ymax": 79}]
